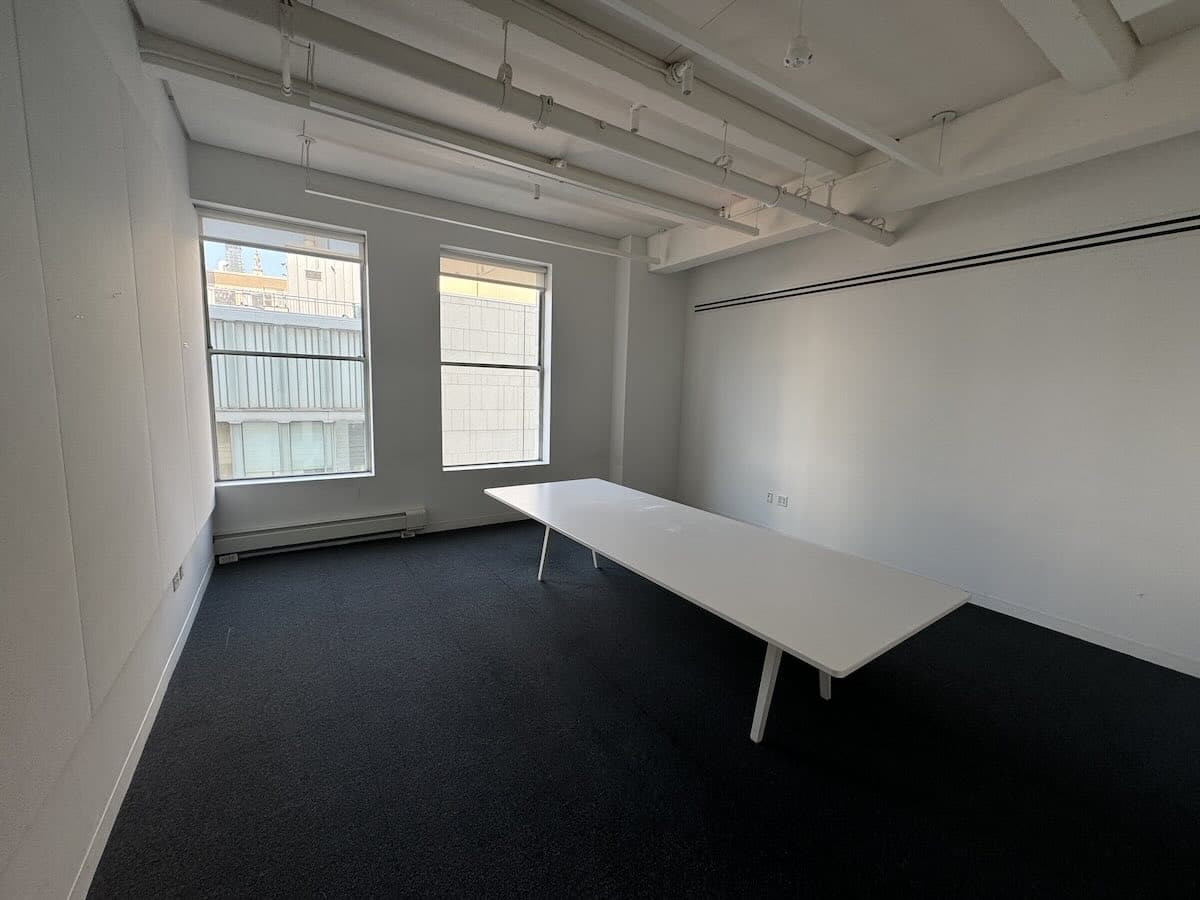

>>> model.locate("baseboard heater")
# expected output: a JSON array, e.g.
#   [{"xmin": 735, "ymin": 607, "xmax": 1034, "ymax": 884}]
[{"xmin": 213, "ymin": 507, "xmax": 427, "ymax": 563}]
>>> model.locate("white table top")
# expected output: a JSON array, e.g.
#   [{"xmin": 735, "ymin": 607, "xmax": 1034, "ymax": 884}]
[{"xmin": 485, "ymin": 479, "xmax": 968, "ymax": 677}]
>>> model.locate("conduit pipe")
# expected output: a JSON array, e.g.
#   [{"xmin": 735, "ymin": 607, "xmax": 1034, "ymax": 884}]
[
  {"xmin": 305, "ymin": 170, "xmax": 659, "ymax": 263},
  {"xmin": 138, "ymin": 31, "xmax": 756, "ymax": 236},
  {"xmin": 593, "ymin": 0, "xmax": 940, "ymax": 175},
  {"xmin": 195, "ymin": 0, "xmax": 896, "ymax": 246},
  {"xmin": 462, "ymin": 0, "xmax": 853, "ymax": 174}
]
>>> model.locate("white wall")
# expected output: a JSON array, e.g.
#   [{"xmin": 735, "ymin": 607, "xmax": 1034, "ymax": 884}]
[
  {"xmin": 0, "ymin": 0, "xmax": 214, "ymax": 895},
  {"xmin": 0, "ymin": 0, "xmax": 90, "ymax": 871},
  {"xmin": 188, "ymin": 144, "xmax": 618, "ymax": 537},
  {"xmin": 679, "ymin": 130, "xmax": 1200, "ymax": 675}
]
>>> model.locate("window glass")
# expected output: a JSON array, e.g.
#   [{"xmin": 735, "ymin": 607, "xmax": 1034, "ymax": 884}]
[
  {"xmin": 439, "ymin": 252, "xmax": 546, "ymax": 468},
  {"xmin": 201, "ymin": 211, "xmax": 371, "ymax": 482}
]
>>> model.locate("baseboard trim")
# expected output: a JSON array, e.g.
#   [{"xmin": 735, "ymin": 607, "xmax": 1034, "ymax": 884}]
[
  {"xmin": 970, "ymin": 592, "xmax": 1199, "ymax": 679},
  {"xmin": 67, "ymin": 553, "xmax": 214, "ymax": 900}
]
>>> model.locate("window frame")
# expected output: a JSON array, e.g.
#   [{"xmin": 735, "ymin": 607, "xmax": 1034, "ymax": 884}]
[
  {"xmin": 197, "ymin": 205, "xmax": 375, "ymax": 484},
  {"xmin": 439, "ymin": 249, "xmax": 550, "ymax": 471}
]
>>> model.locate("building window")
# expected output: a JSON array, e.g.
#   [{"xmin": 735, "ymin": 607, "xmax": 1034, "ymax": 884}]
[
  {"xmin": 439, "ymin": 251, "xmax": 548, "ymax": 469},
  {"xmin": 199, "ymin": 210, "xmax": 372, "ymax": 481}
]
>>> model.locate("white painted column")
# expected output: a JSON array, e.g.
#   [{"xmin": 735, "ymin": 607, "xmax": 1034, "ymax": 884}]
[{"xmin": 608, "ymin": 235, "xmax": 688, "ymax": 498}]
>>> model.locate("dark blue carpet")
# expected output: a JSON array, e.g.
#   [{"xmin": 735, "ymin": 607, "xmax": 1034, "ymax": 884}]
[{"xmin": 90, "ymin": 521, "xmax": 1200, "ymax": 897}]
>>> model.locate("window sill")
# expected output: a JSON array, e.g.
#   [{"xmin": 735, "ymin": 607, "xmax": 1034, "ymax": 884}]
[
  {"xmin": 443, "ymin": 459, "xmax": 550, "ymax": 473},
  {"xmin": 216, "ymin": 470, "xmax": 375, "ymax": 488}
]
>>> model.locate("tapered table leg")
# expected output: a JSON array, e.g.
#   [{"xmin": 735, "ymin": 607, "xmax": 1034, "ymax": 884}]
[
  {"xmin": 750, "ymin": 643, "xmax": 783, "ymax": 743},
  {"xmin": 537, "ymin": 525, "xmax": 551, "ymax": 581}
]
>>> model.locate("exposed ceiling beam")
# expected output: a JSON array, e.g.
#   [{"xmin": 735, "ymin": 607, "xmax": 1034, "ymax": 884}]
[
  {"xmin": 192, "ymin": 143, "xmax": 656, "ymax": 261},
  {"xmin": 192, "ymin": 0, "xmax": 893, "ymax": 245},
  {"xmin": 999, "ymin": 0, "xmax": 1137, "ymax": 91},
  {"xmin": 458, "ymin": 0, "xmax": 854, "ymax": 176},
  {"xmin": 588, "ymin": 0, "xmax": 941, "ymax": 175},
  {"xmin": 1110, "ymin": 0, "xmax": 1177, "ymax": 20},
  {"xmin": 138, "ymin": 30, "xmax": 757, "ymax": 236},
  {"xmin": 648, "ymin": 24, "xmax": 1200, "ymax": 271},
  {"xmin": 304, "ymin": 169, "xmax": 659, "ymax": 262}
]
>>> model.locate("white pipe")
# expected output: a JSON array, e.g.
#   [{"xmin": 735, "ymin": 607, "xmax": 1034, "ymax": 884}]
[
  {"xmin": 513, "ymin": 0, "xmax": 665, "ymax": 74},
  {"xmin": 463, "ymin": 0, "xmax": 853, "ymax": 175},
  {"xmin": 193, "ymin": 0, "xmax": 894, "ymax": 246},
  {"xmin": 590, "ymin": 0, "xmax": 940, "ymax": 177},
  {"xmin": 137, "ymin": 31, "xmax": 757, "ymax": 236},
  {"xmin": 304, "ymin": 171, "xmax": 659, "ymax": 263},
  {"xmin": 310, "ymin": 88, "xmax": 758, "ymax": 235}
]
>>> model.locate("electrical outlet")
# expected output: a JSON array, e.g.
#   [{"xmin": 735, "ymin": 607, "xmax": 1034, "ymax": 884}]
[
  {"xmin": 217, "ymin": 553, "xmax": 239, "ymax": 565},
  {"xmin": 171, "ymin": 565, "xmax": 183, "ymax": 592},
  {"xmin": 766, "ymin": 491, "xmax": 774, "ymax": 504},
  {"xmin": 776, "ymin": 495, "xmax": 789, "ymax": 508}
]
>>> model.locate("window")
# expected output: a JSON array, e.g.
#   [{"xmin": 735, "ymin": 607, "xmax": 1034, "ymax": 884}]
[
  {"xmin": 439, "ymin": 251, "xmax": 547, "ymax": 468},
  {"xmin": 199, "ymin": 211, "xmax": 372, "ymax": 481}
]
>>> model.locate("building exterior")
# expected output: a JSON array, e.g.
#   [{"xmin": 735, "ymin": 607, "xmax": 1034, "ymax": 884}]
[{"xmin": 206, "ymin": 243, "xmax": 368, "ymax": 479}]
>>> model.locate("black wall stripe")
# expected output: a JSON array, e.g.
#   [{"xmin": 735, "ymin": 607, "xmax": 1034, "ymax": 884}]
[{"xmin": 694, "ymin": 213, "xmax": 1200, "ymax": 313}]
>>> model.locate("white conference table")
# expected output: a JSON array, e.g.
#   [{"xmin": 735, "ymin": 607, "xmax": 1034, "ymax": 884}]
[{"xmin": 484, "ymin": 479, "xmax": 968, "ymax": 743}]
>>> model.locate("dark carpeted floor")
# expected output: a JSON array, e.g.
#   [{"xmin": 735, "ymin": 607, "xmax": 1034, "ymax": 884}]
[{"xmin": 90, "ymin": 521, "xmax": 1199, "ymax": 898}]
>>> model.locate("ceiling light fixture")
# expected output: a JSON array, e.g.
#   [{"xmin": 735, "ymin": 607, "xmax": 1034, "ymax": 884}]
[{"xmin": 783, "ymin": 0, "xmax": 813, "ymax": 68}]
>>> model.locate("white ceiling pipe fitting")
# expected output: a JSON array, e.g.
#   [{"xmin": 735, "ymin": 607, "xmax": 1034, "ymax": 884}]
[
  {"xmin": 462, "ymin": 0, "xmax": 853, "ymax": 174},
  {"xmin": 194, "ymin": 0, "xmax": 894, "ymax": 246},
  {"xmin": 279, "ymin": 35, "xmax": 292, "ymax": 94},
  {"xmin": 305, "ymin": 171, "xmax": 659, "ymax": 263},
  {"xmin": 278, "ymin": 2, "xmax": 292, "ymax": 95},
  {"xmin": 311, "ymin": 88, "xmax": 759, "ymax": 235},
  {"xmin": 590, "ymin": 0, "xmax": 940, "ymax": 176},
  {"xmin": 138, "ymin": 31, "xmax": 757, "ymax": 236}
]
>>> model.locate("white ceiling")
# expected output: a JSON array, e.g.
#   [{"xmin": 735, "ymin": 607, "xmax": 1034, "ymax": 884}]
[
  {"xmin": 166, "ymin": 76, "xmax": 677, "ymax": 238},
  {"xmin": 133, "ymin": 0, "xmax": 1200, "ymax": 245},
  {"xmin": 554, "ymin": 0, "xmax": 1061, "ymax": 150}
]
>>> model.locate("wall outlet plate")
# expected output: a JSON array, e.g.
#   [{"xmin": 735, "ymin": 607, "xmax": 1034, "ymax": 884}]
[
  {"xmin": 777, "ymin": 495, "xmax": 789, "ymax": 508},
  {"xmin": 766, "ymin": 491, "xmax": 774, "ymax": 503}
]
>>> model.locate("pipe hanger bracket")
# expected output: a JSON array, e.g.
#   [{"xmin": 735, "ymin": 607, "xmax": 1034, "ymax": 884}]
[{"xmin": 532, "ymin": 94, "xmax": 555, "ymax": 130}]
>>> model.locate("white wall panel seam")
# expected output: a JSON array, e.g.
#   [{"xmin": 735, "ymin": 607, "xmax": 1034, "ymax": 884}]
[
  {"xmin": 10, "ymin": 0, "xmax": 92, "ymax": 719},
  {"xmin": 121, "ymin": 90, "xmax": 168, "ymax": 591},
  {"xmin": 164, "ymin": 129, "xmax": 202, "ymax": 538}
]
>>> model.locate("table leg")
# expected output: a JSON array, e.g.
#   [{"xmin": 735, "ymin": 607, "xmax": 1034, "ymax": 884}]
[
  {"xmin": 592, "ymin": 550, "xmax": 600, "ymax": 569},
  {"xmin": 750, "ymin": 642, "xmax": 783, "ymax": 743},
  {"xmin": 537, "ymin": 525, "xmax": 551, "ymax": 582},
  {"xmin": 819, "ymin": 670, "xmax": 832, "ymax": 701}
]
